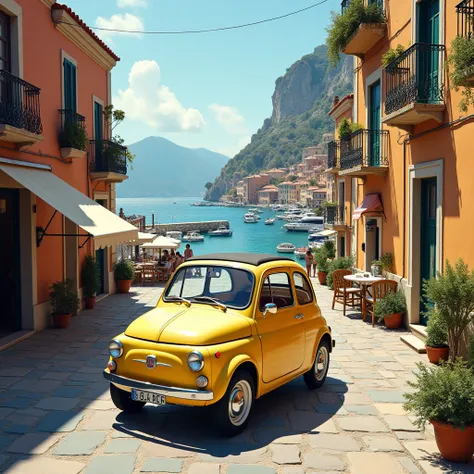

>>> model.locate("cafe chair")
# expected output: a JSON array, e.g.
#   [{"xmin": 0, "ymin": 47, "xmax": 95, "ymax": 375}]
[
  {"xmin": 332, "ymin": 269, "xmax": 362, "ymax": 316},
  {"xmin": 365, "ymin": 279, "xmax": 398, "ymax": 327}
]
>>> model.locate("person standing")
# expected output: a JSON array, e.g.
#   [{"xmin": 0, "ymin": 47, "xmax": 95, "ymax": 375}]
[
  {"xmin": 305, "ymin": 249, "xmax": 314, "ymax": 277},
  {"xmin": 184, "ymin": 244, "xmax": 193, "ymax": 261}
]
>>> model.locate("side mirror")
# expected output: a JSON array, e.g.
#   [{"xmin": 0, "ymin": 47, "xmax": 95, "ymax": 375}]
[{"xmin": 263, "ymin": 303, "xmax": 277, "ymax": 316}]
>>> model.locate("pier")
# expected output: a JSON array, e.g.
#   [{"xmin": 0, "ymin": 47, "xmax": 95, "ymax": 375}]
[{"xmin": 146, "ymin": 220, "xmax": 229, "ymax": 234}]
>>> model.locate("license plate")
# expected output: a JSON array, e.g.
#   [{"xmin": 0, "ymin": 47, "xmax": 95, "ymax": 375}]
[{"xmin": 131, "ymin": 389, "xmax": 166, "ymax": 405}]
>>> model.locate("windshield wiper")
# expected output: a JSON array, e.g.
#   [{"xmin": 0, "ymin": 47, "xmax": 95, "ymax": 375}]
[
  {"xmin": 165, "ymin": 296, "xmax": 191, "ymax": 307},
  {"xmin": 193, "ymin": 296, "xmax": 227, "ymax": 312}
]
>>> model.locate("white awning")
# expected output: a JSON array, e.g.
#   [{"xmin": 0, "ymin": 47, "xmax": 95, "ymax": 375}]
[
  {"xmin": 127, "ymin": 232, "xmax": 155, "ymax": 245},
  {"xmin": 318, "ymin": 230, "xmax": 337, "ymax": 237},
  {"xmin": 141, "ymin": 235, "xmax": 179, "ymax": 250},
  {"xmin": 0, "ymin": 163, "xmax": 139, "ymax": 249}
]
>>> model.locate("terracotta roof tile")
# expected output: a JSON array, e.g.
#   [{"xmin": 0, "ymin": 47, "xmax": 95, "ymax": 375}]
[{"xmin": 52, "ymin": 3, "xmax": 120, "ymax": 61}]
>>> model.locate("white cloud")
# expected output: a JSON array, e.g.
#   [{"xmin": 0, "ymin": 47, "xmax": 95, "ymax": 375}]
[
  {"xmin": 114, "ymin": 60, "xmax": 205, "ymax": 133},
  {"xmin": 209, "ymin": 104, "xmax": 248, "ymax": 135},
  {"xmin": 117, "ymin": 0, "xmax": 147, "ymax": 7},
  {"xmin": 95, "ymin": 13, "xmax": 144, "ymax": 40}
]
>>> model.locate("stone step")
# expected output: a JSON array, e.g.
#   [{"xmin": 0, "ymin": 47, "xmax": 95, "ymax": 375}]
[
  {"xmin": 400, "ymin": 334, "xmax": 427, "ymax": 354},
  {"xmin": 409, "ymin": 324, "xmax": 427, "ymax": 341}
]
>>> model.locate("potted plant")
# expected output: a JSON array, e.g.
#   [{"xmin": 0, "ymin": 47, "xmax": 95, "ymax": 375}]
[
  {"xmin": 374, "ymin": 291, "xmax": 406, "ymax": 329},
  {"xmin": 404, "ymin": 359, "xmax": 474, "ymax": 463},
  {"xmin": 314, "ymin": 247, "xmax": 330, "ymax": 285},
  {"xmin": 425, "ymin": 310, "xmax": 449, "ymax": 364},
  {"xmin": 371, "ymin": 259, "xmax": 383, "ymax": 277},
  {"xmin": 114, "ymin": 260, "xmax": 135, "ymax": 293},
  {"xmin": 81, "ymin": 255, "xmax": 100, "ymax": 309},
  {"xmin": 327, "ymin": 255, "xmax": 354, "ymax": 289},
  {"xmin": 49, "ymin": 279, "xmax": 80, "ymax": 329},
  {"xmin": 423, "ymin": 259, "xmax": 474, "ymax": 360}
]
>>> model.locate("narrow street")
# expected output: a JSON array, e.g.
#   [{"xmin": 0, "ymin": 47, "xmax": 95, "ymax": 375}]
[{"xmin": 0, "ymin": 282, "xmax": 470, "ymax": 474}]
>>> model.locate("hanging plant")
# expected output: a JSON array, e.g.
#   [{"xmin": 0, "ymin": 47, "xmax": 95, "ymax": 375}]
[
  {"xmin": 446, "ymin": 36, "xmax": 474, "ymax": 112},
  {"xmin": 382, "ymin": 44, "xmax": 406, "ymax": 68}
]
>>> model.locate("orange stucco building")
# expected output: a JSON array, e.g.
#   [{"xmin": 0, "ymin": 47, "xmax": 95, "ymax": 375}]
[
  {"xmin": 326, "ymin": 0, "xmax": 474, "ymax": 337},
  {"xmin": 0, "ymin": 0, "xmax": 138, "ymax": 344}
]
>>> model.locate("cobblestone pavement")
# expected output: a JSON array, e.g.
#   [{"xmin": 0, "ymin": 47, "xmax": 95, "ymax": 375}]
[{"xmin": 1, "ymin": 281, "xmax": 473, "ymax": 474}]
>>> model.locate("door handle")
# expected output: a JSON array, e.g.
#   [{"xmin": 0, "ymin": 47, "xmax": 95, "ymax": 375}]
[{"xmin": 295, "ymin": 313, "xmax": 304, "ymax": 320}]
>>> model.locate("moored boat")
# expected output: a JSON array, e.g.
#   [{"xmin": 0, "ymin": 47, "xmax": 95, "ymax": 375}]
[
  {"xmin": 264, "ymin": 218, "xmax": 275, "ymax": 225},
  {"xmin": 244, "ymin": 215, "xmax": 258, "ymax": 223},
  {"xmin": 165, "ymin": 231, "xmax": 183, "ymax": 241},
  {"xmin": 182, "ymin": 231, "xmax": 204, "ymax": 242},
  {"xmin": 294, "ymin": 247, "xmax": 307, "ymax": 259},
  {"xmin": 277, "ymin": 242, "xmax": 296, "ymax": 253},
  {"xmin": 209, "ymin": 226, "xmax": 233, "ymax": 237}
]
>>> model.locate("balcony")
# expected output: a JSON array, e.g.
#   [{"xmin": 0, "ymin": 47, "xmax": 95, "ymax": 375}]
[
  {"xmin": 456, "ymin": 0, "xmax": 474, "ymax": 86},
  {"xmin": 0, "ymin": 70, "xmax": 43, "ymax": 147},
  {"xmin": 325, "ymin": 205, "xmax": 346, "ymax": 231},
  {"xmin": 342, "ymin": 0, "xmax": 386, "ymax": 57},
  {"xmin": 326, "ymin": 140, "xmax": 340, "ymax": 174},
  {"xmin": 89, "ymin": 140, "xmax": 128, "ymax": 182},
  {"xmin": 339, "ymin": 129, "xmax": 389, "ymax": 177},
  {"xmin": 383, "ymin": 43, "xmax": 446, "ymax": 127},
  {"xmin": 58, "ymin": 109, "xmax": 87, "ymax": 160}
]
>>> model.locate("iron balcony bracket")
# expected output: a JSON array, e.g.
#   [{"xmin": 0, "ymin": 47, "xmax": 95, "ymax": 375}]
[{"xmin": 36, "ymin": 209, "xmax": 92, "ymax": 249}]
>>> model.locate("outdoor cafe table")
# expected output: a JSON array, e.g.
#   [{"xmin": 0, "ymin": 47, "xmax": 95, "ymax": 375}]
[{"xmin": 343, "ymin": 274, "xmax": 384, "ymax": 320}]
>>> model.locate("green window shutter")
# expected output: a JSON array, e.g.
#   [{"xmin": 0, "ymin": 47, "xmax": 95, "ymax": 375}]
[{"xmin": 63, "ymin": 59, "xmax": 77, "ymax": 112}]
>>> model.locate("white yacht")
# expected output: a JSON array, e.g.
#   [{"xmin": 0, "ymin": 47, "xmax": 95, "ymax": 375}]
[
  {"xmin": 209, "ymin": 226, "xmax": 233, "ymax": 237},
  {"xmin": 264, "ymin": 217, "xmax": 275, "ymax": 225},
  {"xmin": 165, "ymin": 231, "xmax": 183, "ymax": 241},
  {"xmin": 244, "ymin": 214, "xmax": 258, "ymax": 223},
  {"xmin": 182, "ymin": 231, "xmax": 204, "ymax": 242},
  {"xmin": 277, "ymin": 242, "xmax": 296, "ymax": 253},
  {"xmin": 283, "ymin": 215, "xmax": 324, "ymax": 232}
]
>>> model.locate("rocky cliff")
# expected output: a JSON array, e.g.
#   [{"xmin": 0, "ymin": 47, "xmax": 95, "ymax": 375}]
[{"xmin": 205, "ymin": 45, "xmax": 353, "ymax": 202}]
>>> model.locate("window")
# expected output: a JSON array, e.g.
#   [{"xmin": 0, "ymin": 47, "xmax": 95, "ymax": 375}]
[
  {"xmin": 259, "ymin": 272, "xmax": 294, "ymax": 311},
  {"xmin": 0, "ymin": 11, "xmax": 10, "ymax": 72},
  {"xmin": 63, "ymin": 58, "xmax": 77, "ymax": 112},
  {"xmin": 293, "ymin": 272, "xmax": 313, "ymax": 305},
  {"xmin": 209, "ymin": 268, "xmax": 232, "ymax": 293}
]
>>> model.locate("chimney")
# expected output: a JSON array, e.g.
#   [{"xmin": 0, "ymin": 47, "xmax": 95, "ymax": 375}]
[{"xmin": 333, "ymin": 96, "xmax": 340, "ymax": 107}]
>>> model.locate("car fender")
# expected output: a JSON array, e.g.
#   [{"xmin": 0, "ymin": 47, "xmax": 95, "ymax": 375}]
[
  {"xmin": 212, "ymin": 353, "xmax": 260, "ymax": 402},
  {"xmin": 310, "ymin": 327, "xmax": 333, "ymax": 363}
]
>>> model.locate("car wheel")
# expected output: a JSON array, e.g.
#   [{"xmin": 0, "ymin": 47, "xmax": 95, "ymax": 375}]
[
  {"xmin": 110, "ymin": 383, "xmax": 145, "ymax": 413},
  {"xmin": 304, "ymin": 339, "xmax": 330, "ymax": 389},
  {"xmin": 214, "ymin": 369, "xmax": 255, "ymax": 437}
]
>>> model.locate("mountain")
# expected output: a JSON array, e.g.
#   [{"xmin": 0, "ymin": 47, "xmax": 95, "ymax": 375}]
[
  {"xmin": 117, "ymin": 137, "xmax": 229, "ymax": 198},
  {"xmin": 205, "ymin": 44, "xmax": 353, "ymax": 201}
]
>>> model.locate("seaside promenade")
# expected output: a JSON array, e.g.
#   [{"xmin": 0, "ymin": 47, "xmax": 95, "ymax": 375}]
[{"xmin": 0, "ymin": 281, "xmax": 470, "ymax": 474}]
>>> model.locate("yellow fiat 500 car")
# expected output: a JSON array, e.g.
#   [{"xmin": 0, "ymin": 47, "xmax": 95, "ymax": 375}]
[{"xmin": 104, "ymin": 253, "xmax": 334, "ymax": 436}]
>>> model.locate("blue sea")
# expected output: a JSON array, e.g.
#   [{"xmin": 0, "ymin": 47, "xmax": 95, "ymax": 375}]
[{"xmin": 117, "ymin": 197, "xmax": 311, "ymax": 265}]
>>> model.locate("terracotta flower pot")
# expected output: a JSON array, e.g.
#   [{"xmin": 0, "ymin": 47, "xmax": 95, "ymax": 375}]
[
  {"xmin": 431, "ymin": 420, "xmax": 474, "ymax": 463},
  {"xmin": 384, "ymin": 313, "xmax": 403, "ymax": 329},
  {"xmin": 52, "ymin": 313, "xmax": 72, "ymax": 329},
  {"xmin": 116, "ymin": 279, "xmax": 132, "ymax": 293},
  {"xmin": 85, "ymin": 296, "xmax": 96, "ymax": 310},
  {"xmin": 426, "ymin": 345, "xmax": 449, "ymax": 364},
  {"xmin": 317, "ymin": 272, "xmax": 327, "ymax": 285}
]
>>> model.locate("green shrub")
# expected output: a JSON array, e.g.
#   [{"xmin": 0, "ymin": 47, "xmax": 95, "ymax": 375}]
[
  {"xmin": 81, "ymin": 255, "xmax": 100, "ymax": 298},
  {"xmin": 49, "ymin": 279, "xmax": 80, "ymax": 314},
  {"xmin": 327, "ymin": 255, "xmax": 354, "ymax": 289},
  {"xmin": 59, "ymin": 121, "xmax": 88, "ymax": 151},
  {"xmin": 338, "ymin": 118, "xmax": 363, "ymax": 140},
  {"xmin": 468, "ymin": 335, "xmax": 474, "ymax": 368},
  {"xmin": 374, "ymin": 290, "xmax": 406, "ymax": 322},
  {"xmin": 446, "ymin": 36, "xmax": 474, "ymax": 112},
  {"xmin": 423, "ymin": 259, "xmax": 474, "ymax": 360},
  {"xmin": 323, "ymin": 240, "xmax": 336, "ymax": 259},
  {"xmin": 114, "ymin": 260, "xmax": 135, "ymax": 281},
  {"xmin": 404, "ymin": 359, "xmax": 474, "ymax": 430},
  {"xmin": 382, "ymin": 44, "xmax": 406, "ymax": 68},
  {"xmin": 326, "ymin": 0, "xmax": 386, "ymax": 66},
  {"xmin": 313, "ymin": 247, "xmax": 330, "ymax": 273},
  {"xmin": 380, "ymin": 252, "xmax": 393, "ymax": 274},
  {"xmin": 425, "ymin": 310, "xmax": 448, "ymax": 348}
]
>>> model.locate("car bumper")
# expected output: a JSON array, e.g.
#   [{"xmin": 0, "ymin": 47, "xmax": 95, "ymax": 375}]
[{"xmin": 103, "ymin": 370, "xmax": 214, "ymax": 401}]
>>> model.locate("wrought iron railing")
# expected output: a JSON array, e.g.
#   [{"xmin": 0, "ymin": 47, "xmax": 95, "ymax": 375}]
[
  {"xmin": 327, "ymin": 140, "xmax": 340, "ymax": 169},
  {"xmin": 341, "ymin": 0, "xmax": 352, "ymax": 14},
  {"xmin": 89, "ymin": 140, "xmax": 127, "ymax": 175},
  {"xmin": 0, "ymin": 70, "xmax": 42, "ymax": 134},
  {"xmin": 339, "ymin": 129, "xmax": 389, "ymax": 170},
  {"xmin": 384, "ymin": 43, "xmax": 445, "ymax": 115},
  {"xmin": 58, "ymin": 109, "xmax": 86, "ymax": 150},
  {"xmin": 325, "ymin": 205, "xmax": 345, "ymax": 226},
  {"xmin": 457, "ymin": 0, "xmax": 474, "ymax": 39}
]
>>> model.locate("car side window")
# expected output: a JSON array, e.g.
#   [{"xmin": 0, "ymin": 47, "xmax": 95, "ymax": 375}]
[
  {"xmin": 293, "ymin": 272, "xmax": 313, "ymax": 305},
  {"xmin": 259, "ymin": 272, "xmax": 294, "ymax": 311}
]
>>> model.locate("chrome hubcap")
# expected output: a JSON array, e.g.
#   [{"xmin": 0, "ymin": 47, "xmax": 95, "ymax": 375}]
[
  {"xmin": 228, "ymin": 380, "xmax": 252, "ymax": 426},
  {"xmin": 315, "ymin": 346, "xmax": 329, "ymax": 381}
]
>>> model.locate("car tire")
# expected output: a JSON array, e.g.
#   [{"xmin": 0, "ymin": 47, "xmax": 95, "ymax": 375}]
[
  {"xmin": 304, "ymin": 339, "xmax": 330, "ymax": 389},
  {"xmin": 110, "ymin": 383, "xmax": 146, "ymax": 413},
  {"xmin": 213, "ymin": 369, "xmax": 255, "ymax": 437}
]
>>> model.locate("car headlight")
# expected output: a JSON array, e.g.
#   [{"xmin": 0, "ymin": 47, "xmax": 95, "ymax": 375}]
[
  {"xmin": 108, "ymin": 339, "xmax": 123, "ymax": 358},
  {"xmin": 187, "ymin": 351, "xmax": 204, "ymax": 372}
]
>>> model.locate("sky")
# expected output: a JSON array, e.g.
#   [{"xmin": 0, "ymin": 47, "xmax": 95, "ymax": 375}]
[{"xmin": 64, "ymin": 0, "xmax": 336, "ymax": 157}]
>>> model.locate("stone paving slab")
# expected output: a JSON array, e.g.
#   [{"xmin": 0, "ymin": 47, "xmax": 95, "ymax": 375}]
[{"xmin": 0, "ymin": 284, "xmax": 472, "ymax": 473}]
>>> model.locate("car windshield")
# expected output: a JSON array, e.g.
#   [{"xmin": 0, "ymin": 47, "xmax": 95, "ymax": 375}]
[{"xmin": 164, "ymin": 265, "xmax": 255, "ymax": 309}]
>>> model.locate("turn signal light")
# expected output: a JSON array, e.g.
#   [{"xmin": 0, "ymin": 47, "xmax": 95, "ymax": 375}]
[{"xmin": 107, "ymin": 360, "xmax": 117, "ymax": 372}]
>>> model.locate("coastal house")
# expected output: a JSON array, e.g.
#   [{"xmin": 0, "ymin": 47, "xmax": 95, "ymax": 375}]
[
  {"xmin": 236, "ymin": 180, "xmax": 245, "ymax": 203},
  {"xmin": 258, "ymin": 185, "xmax": 279, "ymax": 205},
  {"xmin": 278, "ymin": 181, "xmax": 303, "ymax": 205},
  {"xmin": 266, "ymin": 168, "xmax": 286, "ymax": 180},
  {"xmin": 0, "ymin": 0, "xmax": 137, "ymax": 346},
  {"xmin": 242, "ymin": 173, "xmax": 270, "ymax": 204},
  {"xmin": 326, "ymin": 0, "xmax": 474, "ymax": 343}
]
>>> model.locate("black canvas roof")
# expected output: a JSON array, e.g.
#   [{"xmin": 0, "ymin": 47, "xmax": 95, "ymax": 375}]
[{"xmin": 187, "ymin": 253, "xmax": 294, "ymax": 266}]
